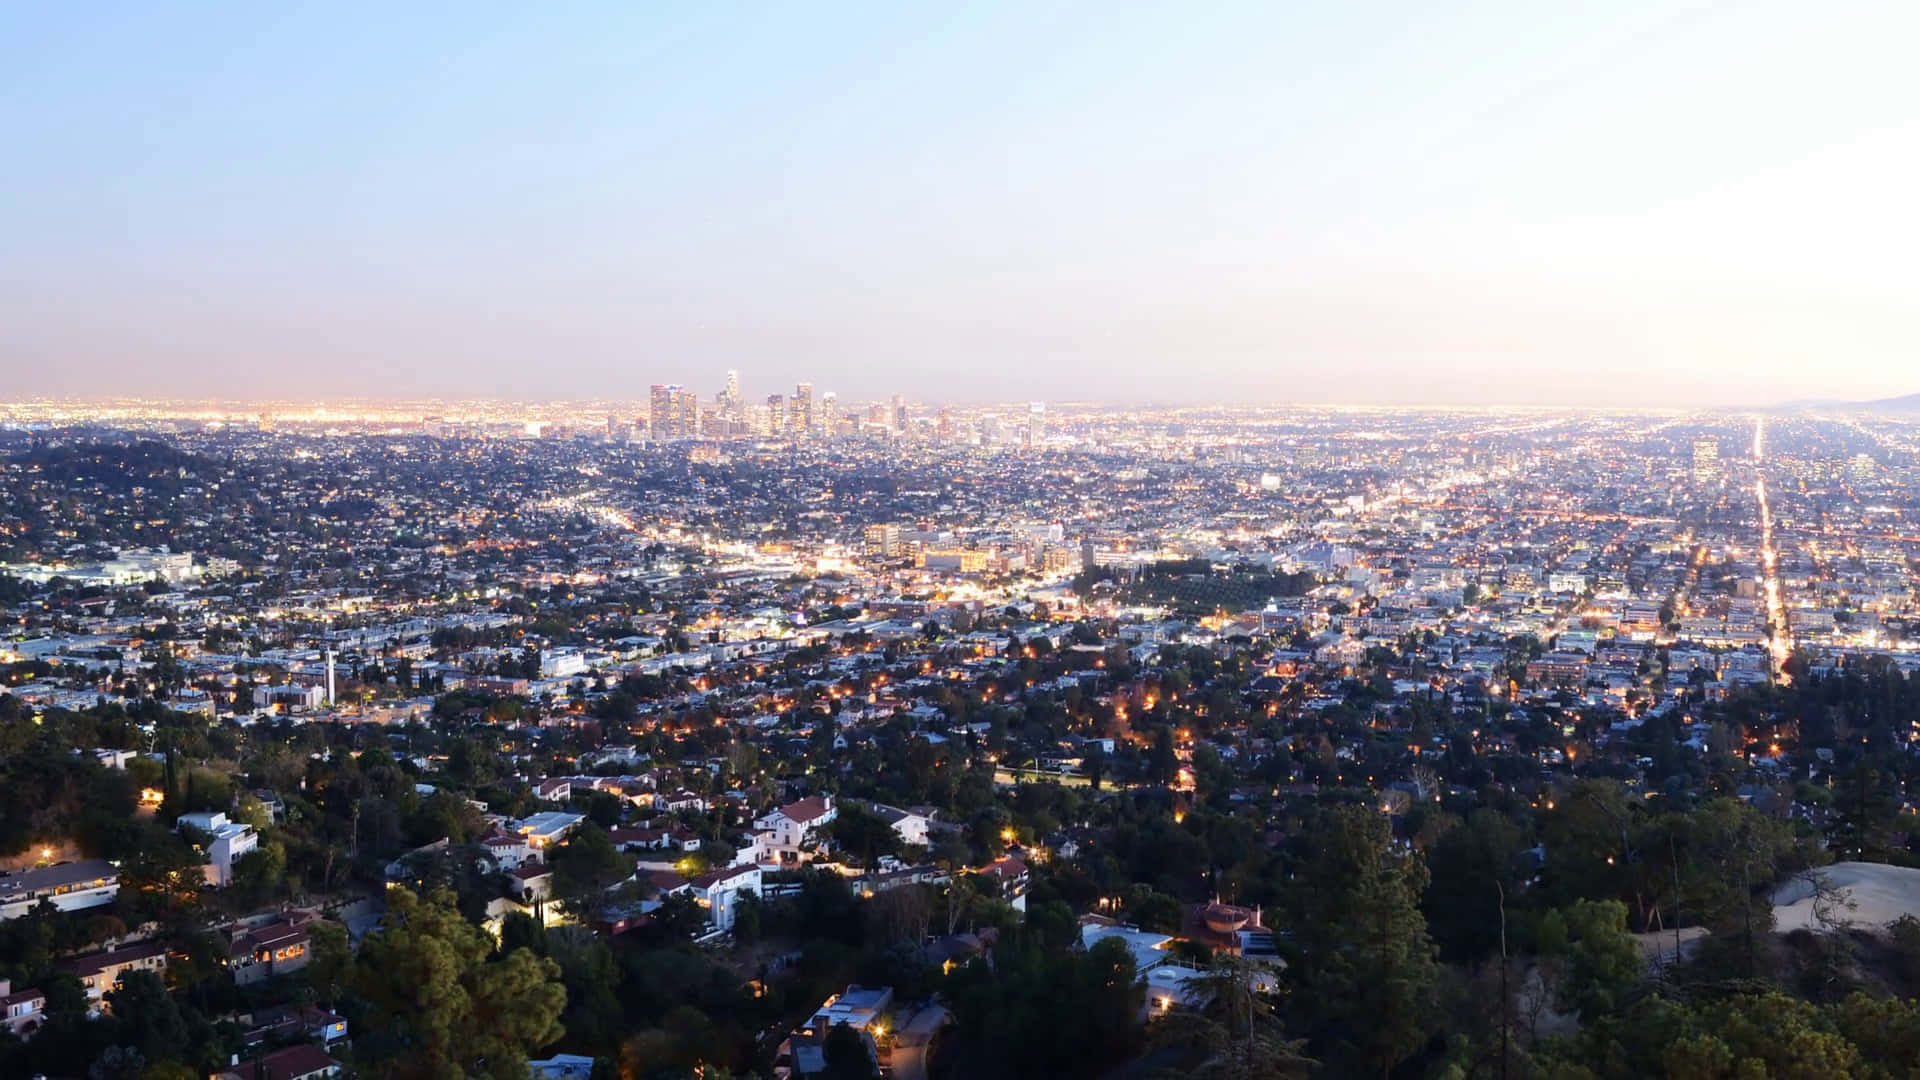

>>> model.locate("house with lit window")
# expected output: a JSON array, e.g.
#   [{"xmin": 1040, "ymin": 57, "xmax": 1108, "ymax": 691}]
[
  {"xmin": 481, "ymin": 828, "xmax": 540, "ymax": 871},
  {"xmin": 243, "ymin": 1003, "xmax": 349, "ymax": 1047},
  {"xmin": 0, "ymin": 979, "xmax": 46, "ymax": 1037},
  {"xmin": 513, "ymin": 811, "xmax": 586, "ymax": 850},
  {"xmin": 226, "ymin": 919, "xmax": 313, "ymax": 986},
  {"xmin": 675, "ymin": 863, "xmax": 761, "ymax": 932},
  {"xmin": 754, "ymin": 796, "xmax": 836, "ymax": 862},
  {"xmin": 0, "ymin": 859, "xmax": 121, "ymax": 919},
  {"xmin": 64, "ymin": 942, "xmax": 168, "ymax": 1013}
]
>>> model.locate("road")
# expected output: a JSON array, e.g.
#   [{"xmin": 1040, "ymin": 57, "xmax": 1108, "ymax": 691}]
[{"xmin": 1753, "ymin": 417, "xmax": 1792, "ymax": 684}]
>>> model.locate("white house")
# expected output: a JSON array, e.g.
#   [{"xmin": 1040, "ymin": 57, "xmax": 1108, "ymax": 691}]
[
  {"xmin": 679, "ymin": 863, "xmax": 761, "ymax": 932},
  {"xmin": 512, "ymin": 864, "xmax": 555, "ymax": 904},
  {"xmin": 513, "ymin": 811, "xmax": 586, "ymax": 850},
  {"xmin": 0, "ymin": 979, "xmax": 46, "ymax": 1037},
  {"xmin": 66, "ymin": 942, "xmax": 169, "ymax": 1013},
  {"xmin": 178, "ymin": 811, "xmax": 259, "ymax": 887},
  {"xmin": 658, "ymin": 789, "xmax": 709, "ymax": 813},
  {"xmin": 0, "ymin": 860, "xmax": 121, "ymax": 919},
  {"xmin": 481, "ymin": 830, "xmax": 539, "ymax": 871},
  {"xmin": 539, "ymin": 648, "xmax": 589, "ymax": 679},
  {"xmin": 872, "ymin": 804, "xmax": 932, "ymax": 847},
  {"xmin": 754, "ymin": 796, "xmax": 836, "ymax": 862}
]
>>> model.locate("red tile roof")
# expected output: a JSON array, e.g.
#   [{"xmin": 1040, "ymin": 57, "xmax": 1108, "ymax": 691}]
[{"xmin": 779, "ymin": 797, "xmax": 832, "ymax": 824}]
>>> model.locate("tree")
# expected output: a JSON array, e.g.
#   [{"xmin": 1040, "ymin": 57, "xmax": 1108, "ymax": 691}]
[
  {"xmin": 1171, "ymin": 954, "xmax": 1313, "ymax": 1080},
  {"xmin": 1422, "ymin": 808, "xmax": 1528, "ymax": 964},
  {"xmin": 351, "ymin": 886, "xmax": 566, "ymax": 1079},
  {"xmin": 104, "ymin": 971, "xmax": 190, "ymax": 1068},
  {"xmin": 227, "ymin": 840, "xmax": 287, "ymax": 907},
  {"xmin": 549, "ymin": 825, "xmax": 635, "ymax": 921},
  {"xmin": 1537, "ymin": 899, "xmax": 1641, "ymax": 1023},
  {"xmin": 821, "ymin": 1021, "xmax": 876, "ymax": 1080},
  {"xmin": 546, "ymin": 927, "xmax": 625, "ymax": 1057},
  {"xmin": 1283, "ymin": 806, "xmax": 1439, "ymax": 1078},
  {"xmin": 829, "ymin": 804, "xmax": 903, "ymax": 866},
  {"xmin": 304, "ymin": 919, "xmax": 352, "ymax": 1006}
]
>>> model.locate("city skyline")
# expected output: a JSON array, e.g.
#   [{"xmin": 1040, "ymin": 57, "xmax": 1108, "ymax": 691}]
[{"xmin": 6, "ymin": 3, "xmax": 1920, "ymax": 405}]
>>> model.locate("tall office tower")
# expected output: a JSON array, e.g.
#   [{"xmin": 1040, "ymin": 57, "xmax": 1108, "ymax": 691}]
[
  {"xmin": 867, "ymin": 403, "xmax": 888, "ymax": 430},
  {"xmin": 937, "ymin": 406, "xmax": 955, "ymax": 444},
  {"xmin": 1027, "ymin": 401, "xmax": 1046, "ymax": 447},
  {"xmin": 675, "ymin": 387, "xmax": 698, "ymax": 439},
  {"xmin": 891, "ymin": 394, "xmax": 908, "ymax": 434},
  {"xmin": 650, "ymin": 384, "xmax": 699, "ymax": 441},
  {"xmin": 1691, "ymin": 438, "xmax": 1720, "ymax": 484},
  {"xmin": 792, "ymin": 383, "xmax": 814, "ymax": 439},
  {"xmin": 765, "ymin": 394, "xmax": 786, "ymax": 438},
  {"xmin": 723, "ymin": 369, "xmax": 740, "ymax": 412},
  {"xmin": 649, "ymin": 384, "xmax": 676, "ymax": 441},
  {"xmin": 821, "ymin": 392, "xmax": 839, "ymax": 442}
]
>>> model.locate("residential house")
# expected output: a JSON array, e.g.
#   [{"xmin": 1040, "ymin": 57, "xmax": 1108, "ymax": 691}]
[
  {"xmin": 658, "ymin": 789, "xmax": 709, "ymax": 813},
  {"xmin": 0, "ymin": 978, "xmax": 46, "ymax": 1037},
  {"xmin": 227, "ymin": 919, "xmax": 313, "ymax": 986},
  {"xmin": 514, "ymin": 812, "xmax": 586, "ymax": 850},
  {"xmin": 480, "ymin": 829, "xmax": 540, "ymax": 871},
  {"xmin": 871, "ymin": 804, "xmax": 933, "ymax": 847},
  {"xmin": 513, "ymin": 864, "xmax": 555, "ymax": 904},
  {"xmin": 608, "ymin": 826, "xmax": 699, "ymax": 854},
  {"xmin": 243, "ymin": 1004, "xmax": 349, "ymax": 1047},
  {"xmin": 178, "ymin": 810, "xmax": 259, "ymax": 887},
  {"xmin": 754, "ymin": 796, "xmax": 837, "ymax": 862},
  {"xmin": 0, "ymin": 859, "xmax": 121, "ymax": 919},
  {"xmin": 677, "ymin": 863, "xmax": 761, "ymax": 932},
  {"xmin": 775, "ymin": 985, "xmax": 894, "ymax": 1079},
  {"xmin": 65, "ymin": 942, "xmax": 168, "ymax": 1013},
  {"xmin": 215, "ymin": 1044, "xmax": 344, "ymax": 1080},
  {"xmin": 979, "ymin": 855, "xmax": 1029, "ymax": 911}
]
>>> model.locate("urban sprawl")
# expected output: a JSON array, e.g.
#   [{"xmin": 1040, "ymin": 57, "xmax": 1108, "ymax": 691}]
[{"xmin": 5, "ymin": 389, "xmax": 1920, "ymax": 1079}]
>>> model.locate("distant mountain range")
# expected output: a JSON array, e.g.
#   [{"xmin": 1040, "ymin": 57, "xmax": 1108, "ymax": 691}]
[{"xmin": 1775, "ymin": 392, "xmax": 1920, "ymax": 413}]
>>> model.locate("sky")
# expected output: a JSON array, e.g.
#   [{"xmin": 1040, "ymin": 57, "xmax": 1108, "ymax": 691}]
[{"xmin": 3, "ymin": 1, "xmax": 1918, "ymax": 407}]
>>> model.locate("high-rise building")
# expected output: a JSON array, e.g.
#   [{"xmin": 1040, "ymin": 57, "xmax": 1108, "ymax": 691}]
[
  {"xmin": 863, "ymin": 523, "xmax": 900, "ymax": 557},
  {"xmin": 821, "ymin": 391, "xmax": 839, "ymax": 442},
  {"xmin": 650, "ymin": 383, "xmax": 698, "ymax": 441},
  {"xmin": 723, "ymin": 369, "xmax": 740, "ymax": 413},
  {"xmin": 650, "ymin": 384, "xmax": 676, "ymax": 441},
  {"xmin": 765, "ymin": 394, "xmax": 785, "ymax": 438},
  {"xmin": 792, "ymin": 383, "xmax": 814, "ymax": 440},
  {"xmin": 1691, "ymin": 439, "xmax": 1720, "ymax": 484},
  {"xmin": 676, "ymin": 388, "xmax": 698, "ymax": 438},
  {"xmin": 891, "ymin": 394, "xmax": 907, "ymax": 435},
  {"xmin": 1027, "ymin": 401, "xmax": 1046, "ymax": 448}
]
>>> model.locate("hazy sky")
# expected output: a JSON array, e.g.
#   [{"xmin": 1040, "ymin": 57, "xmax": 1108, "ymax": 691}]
[{"xmin": 4, "ymin": 1, "xmax": 1918, "ymax": 406}]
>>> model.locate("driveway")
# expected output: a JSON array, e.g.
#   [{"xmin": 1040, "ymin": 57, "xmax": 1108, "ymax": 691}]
[{"xmin": 889, "ymin": 1003, "xmax": 948, "ymax": 1080}]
